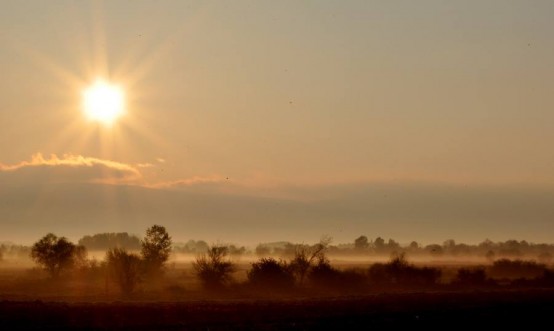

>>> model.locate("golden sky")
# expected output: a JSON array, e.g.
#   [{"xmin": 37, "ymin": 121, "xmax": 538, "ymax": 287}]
[{"xmin": 1, "ymin": 1, "xmax": 554, "ymax": 244}]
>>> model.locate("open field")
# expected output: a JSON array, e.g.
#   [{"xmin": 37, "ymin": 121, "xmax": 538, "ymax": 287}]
[
  {"xmin": 1, "ymin": 259, "xmax": 554, "ymax": 329},
  {"xmin": 2, "ymin": 289, "xmax": 554, "ymax": 330}
]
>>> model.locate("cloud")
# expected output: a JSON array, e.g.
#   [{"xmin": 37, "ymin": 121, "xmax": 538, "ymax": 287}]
[
  {"xmin": 0, "ymin": 153, "xmax": 142, "ymax": 184},
  {"xmin": 149, "ymin": 175, "xmax": 232, "ymax": 191}
]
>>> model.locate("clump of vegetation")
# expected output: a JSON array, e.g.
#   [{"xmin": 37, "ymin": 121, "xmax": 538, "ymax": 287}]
[
  {"xmin": 106, "ymin": 248, "xmax": 142, "ymax": 295},
  {"xmin": 289, "ymin": 237, "xmax": 332, "ymax": 285},
  {"xmin": 307, "ymin": 257, "xmax": 345, "ymax": 288},
  {"xmin": 453, "ymin": 267, "xmax": 489, "ymax": 286},
  {"xmin": 141, "ymin": 225, "xmax": 172, "ymax": 276},
  {"xmin": 30, "ymin": 233, "xmax": 85, "ymax": 278},
  {"xmin": 78, "ymin": 232, "xmax": 141, "ymax": 251},
  {"xmin": 368, "ymin": 253, "xmax": 441, "ymax": 287},
  {"xmin": 247, "ymin": 258, "xmax": 295, "ymax": 288},
  {"xmin": 193, "ymin": 244, "xmax": 235, "ymax": 288},
  {"xmin": 488, "ymin": 259, "xmax": 548, "ymax": 280},
  {"xmin": 308, "ymin": 258, "xmax": 367, "ymax": 290}
]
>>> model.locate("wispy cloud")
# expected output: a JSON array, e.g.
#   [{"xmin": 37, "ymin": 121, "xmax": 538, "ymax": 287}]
[
  {"xmin": 0, "ymin": 154, "xmax": 238, "ymax": 190},
  {"xmin": 149, "ymin": 175, "xmax": 231, "ymax": 189},
  {"xmin": 0, "ymin": 153, "xmax": 142, "ymax": 184}
]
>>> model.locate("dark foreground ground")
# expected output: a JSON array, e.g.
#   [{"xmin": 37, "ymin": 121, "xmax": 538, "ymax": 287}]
[{"xmin": 1, "ymin": 289, "xmax": 554, "ymax": 330}]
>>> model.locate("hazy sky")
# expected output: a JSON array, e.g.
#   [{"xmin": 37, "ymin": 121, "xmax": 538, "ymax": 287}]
[{"xmin": 1, "ymin": 1, "xmax": 554, "ymax": 244}]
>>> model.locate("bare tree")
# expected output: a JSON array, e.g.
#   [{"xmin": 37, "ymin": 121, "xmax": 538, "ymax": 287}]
[{"xmin": 289, "ymin": 236, "xmax": 332, "ymax": 285}]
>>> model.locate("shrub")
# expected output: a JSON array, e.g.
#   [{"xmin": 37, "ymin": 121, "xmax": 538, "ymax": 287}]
[
  {"xmin": 247, "ymin": 258, "xmax": 295, "ymax": 288},
  {"xmin": 368, "ymin": 253, "xmax": 441, "ymax": 287},
  {"xmin": 306, "ymin": 257, "xmax": 368, "ymax": 289},
  {"xmin": 308, "ymin": 257, "xmax": 342, "ymax": 287},
  {"xmin": 289, "ymin": 237, "xmax": 332, "ymax": 285},
  {"xmin": 454, "ymin": 267, "xmax": 488, "ymax": 286},
  {"xmin": 488, "ymin": 259, "xmax": 548, "ymax": 280},
  {"xmin": 193, "ymin": 245, "xmax": 235, "ymax": 288},
  {"xmin": 106, "ymin": 248, "xmax": 142, "ymax": 295}
]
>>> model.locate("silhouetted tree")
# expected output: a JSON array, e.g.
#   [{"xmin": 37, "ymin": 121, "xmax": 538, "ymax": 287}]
[
  {"xmin": 106, "ymin": 248, "xmax": 142, "ymax": 295},
  {"xmin": 193, "ymin": 244, "xmax": 235, "ymax": 288},
  {"xmin": 141, "ymin": 225, "xmax": 172, "ymax": 275},
  {"xmin": 354, "ymin": 236, "xmax": 369, "ymax": 250},
  {"xmin": 374, "ymin": 237, "xmax": 385, "ymax": 251},
  {"xmin": 30, "ymin": 233, "xmax": 83, "ymax": 278},
  {"xmin": 409, "ymin": 241, "xmax": 420, "ymax": 250},
  {"xmin": 425, "ymin": 244, "xmax": 444, "ymax": 257},
  {"xmin": 387, "ymin": 239, "xmax": 400, "ymax": 251}
]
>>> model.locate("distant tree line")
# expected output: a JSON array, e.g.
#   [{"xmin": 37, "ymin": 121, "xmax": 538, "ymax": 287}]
[
  {"xmin": 26, "ymin": 229, "xmax": 554, "ymax": 297},
  {"xmin": 255, "ymin": 237, "xmax": 554, "ymax": 263},
  {"xmin": 172, "ymin": 240, "xmax": 246, "ymax": 257},
  {"xmin": 0, "ymin": 244, "xmax": 31, "ymax": 261},
  {"xmin": 4, "ymin": 233, "xmax": 553, "ymax": 266},
  {"xmin": 78, "ymin": 232, "xmax": 141, "ymax": 251}
]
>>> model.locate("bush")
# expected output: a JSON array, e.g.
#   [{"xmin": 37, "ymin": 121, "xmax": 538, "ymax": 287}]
[
  {"xmin": 193, "ymin": 245, "xmax": 235, "ymax": 288},
  {"xmin": 308, "ymin": 258, "xmax": 367, "ymax": 289},
  {"xmin": 368, "ymin": 254, "xmax": 441, "ymax": 287},
  {"xmin": 308, "ymin": 258, "xmax": 342, "ymax": 286},
  {"xmin": 247, "ymin": 258, "xmax": 295, "ymax": 288},
  {"xmin": 106, "ymin": 248, "xmax": 142, "ymax": 295},
  {"xmin": 488, "ymin": 259, "xmax": 548, "ymax": 280},
  {"xmin": 454, "ymin": 268, "xmax": 489, "ymax": 286},
  {"xmin": 289, "ymin": 237, "xmax": 331, "ymax": 285}
]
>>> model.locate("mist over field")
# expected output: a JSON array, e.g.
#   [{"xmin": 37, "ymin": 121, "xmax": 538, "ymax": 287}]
[{"xmin": 2, "ymin": 176, "xmax": 554, "ymax": 245}]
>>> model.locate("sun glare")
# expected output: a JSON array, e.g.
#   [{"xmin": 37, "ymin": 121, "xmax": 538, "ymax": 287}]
[{"xmin": 82, "ymin": 80, "xmax": 125, "ymax": 124}]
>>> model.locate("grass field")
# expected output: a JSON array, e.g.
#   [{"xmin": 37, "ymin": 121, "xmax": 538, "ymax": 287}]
[
  {"xmin": 2, "ymin": 289, "xmax": 554, "ymax": 330},
  {"xmin": 1, "ymin": 259, "xmax": 554, "ymax": 329}
]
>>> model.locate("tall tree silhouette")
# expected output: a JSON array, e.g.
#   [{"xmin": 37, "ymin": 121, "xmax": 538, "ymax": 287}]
[{"xmin": 141, "ymin": 225, "xmax": 172, "ymax": 275}]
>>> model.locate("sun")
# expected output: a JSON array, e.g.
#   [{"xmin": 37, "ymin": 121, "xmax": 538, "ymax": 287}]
[{"xmin": 82, "ymin": 80, "xmax": 125, "ymax": 124}]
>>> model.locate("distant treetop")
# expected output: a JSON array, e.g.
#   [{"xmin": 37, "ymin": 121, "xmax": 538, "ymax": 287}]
[{"xmin": 78, "ymin": 232, "xmax": 141, "ymax": 251}]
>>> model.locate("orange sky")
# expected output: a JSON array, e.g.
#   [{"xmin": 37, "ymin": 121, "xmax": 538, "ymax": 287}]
[{"xmin": 1, "ymin": 1, "xmax": 554, "ymax": 244}]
